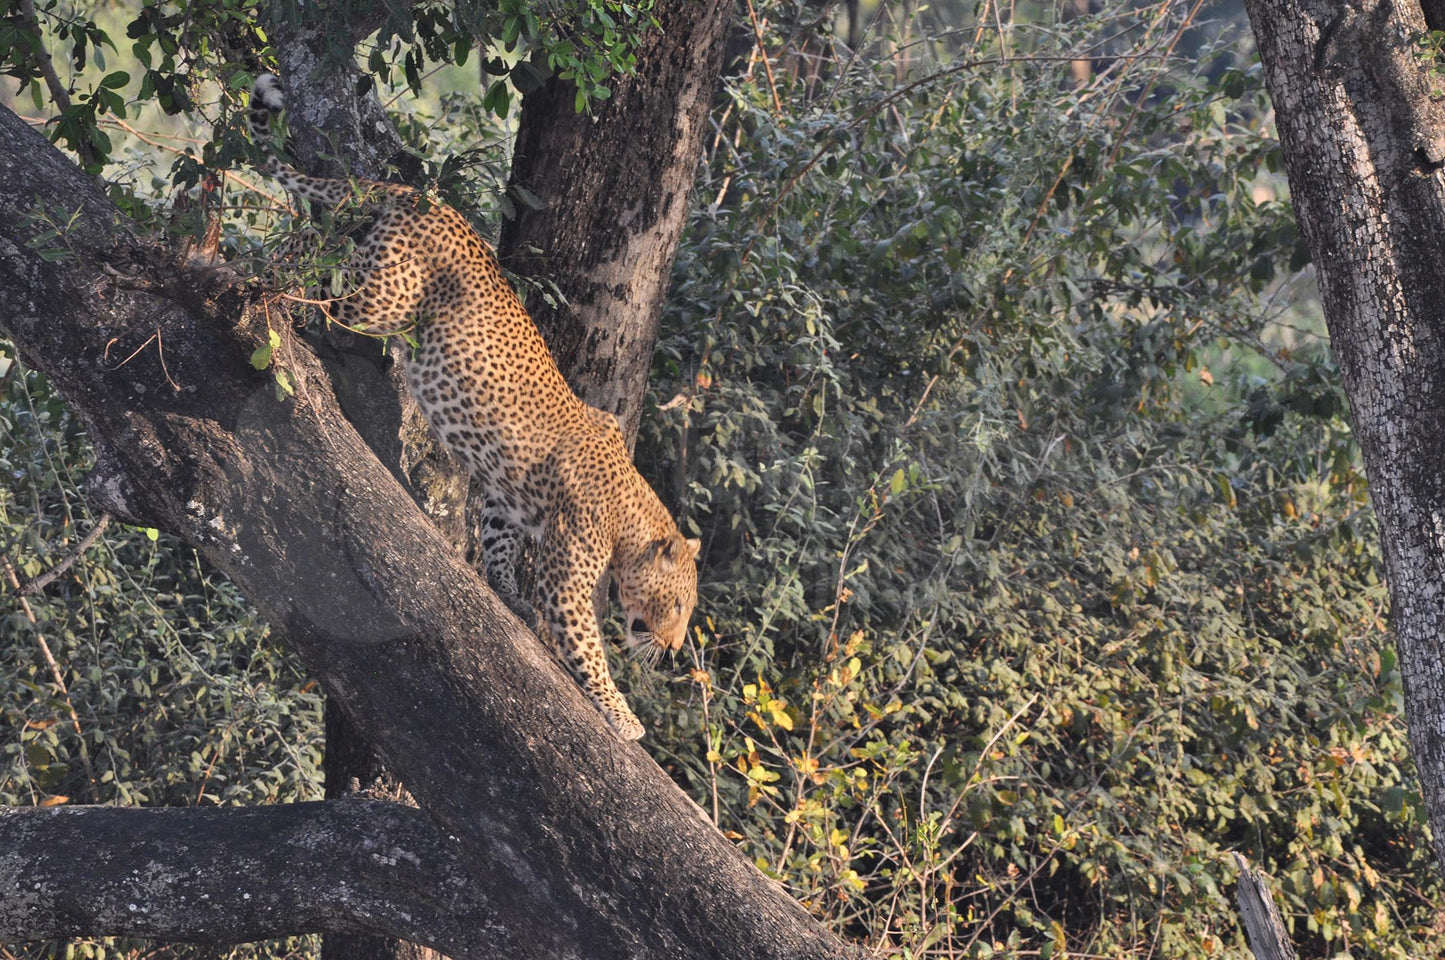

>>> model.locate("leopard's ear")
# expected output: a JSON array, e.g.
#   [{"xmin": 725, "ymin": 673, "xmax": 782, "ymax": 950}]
[
  {"xmin": 646, "ymin": 534, "xmax": 696, "ymax": 568},
  {"xmin": 643, "ymin": 537, "xmax": 672, "ymax": 567}
]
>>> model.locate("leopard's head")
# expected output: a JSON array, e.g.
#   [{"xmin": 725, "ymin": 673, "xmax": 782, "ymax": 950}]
[{"xmin": 617, "ymin": 532, "xmax": 701, "ymax": 664}]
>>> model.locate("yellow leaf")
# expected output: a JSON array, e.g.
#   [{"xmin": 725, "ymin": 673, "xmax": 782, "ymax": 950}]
[{"xmin": 40, "ymin": 795, "xmax": 68, "ymax": 807}]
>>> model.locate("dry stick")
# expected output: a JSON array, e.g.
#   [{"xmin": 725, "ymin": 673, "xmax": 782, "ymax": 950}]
[
  {"xmin": 14, "ymin": 512, "xmax": 111, "ymax": 596},
  {"xmin": 194, "ymin": 720, "xmax": 237, "ymax": 804},
  {"xmin": 2, "ymin": 558, "xmax": 99, "ymax": 801},
  {"xmin": 744, "ymin": 0, "xmax": 784, "ymax": 114},
  {"xmin": 1232, "ymin": 854, "xmax": 1299, "ymax": 960}
]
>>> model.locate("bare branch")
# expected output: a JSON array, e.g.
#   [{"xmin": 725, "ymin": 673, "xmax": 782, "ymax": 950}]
[{"xmin": 12, "ymin": 512, "xmax": 111, "ymax": 596}]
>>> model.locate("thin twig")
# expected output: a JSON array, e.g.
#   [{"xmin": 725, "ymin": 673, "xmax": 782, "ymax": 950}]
[
  {"xmin": 744, "ymin": 0, "xmax": 784, "ymax": 113},
  {"xmin": 1104, "ymin": 0, "xmax": 1207, "ymax": 168},
  {"xmin": 2, "ymin": 557, "xmax": 100, "ymax": 801},
  {"xmin": 14, "ymin": 512, "xmax": 111, "ymax": 596}
]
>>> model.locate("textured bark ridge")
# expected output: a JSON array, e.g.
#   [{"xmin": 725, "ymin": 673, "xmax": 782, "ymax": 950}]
[
  {"xmin": 0, "ymin": 102, "xmax": 856, "ymax": 959},
  {"xmin": 0, "ymin": 803, "xmax": 488, "ymax": 950},
  {"xmin": 501, "ymin": 0, "xmax": 733, "ymax": 440},
  {"xmin": 1244, "ymin": 0, "xmax": 1445, "ymax": 867}
]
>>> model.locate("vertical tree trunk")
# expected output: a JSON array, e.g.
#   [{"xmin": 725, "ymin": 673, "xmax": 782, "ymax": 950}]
[
  {"xmin": 1243, "ymin": 0, "xmax": 1445, "ymax": 866},
  {"xmin": 500, "ymin": 0, "xmax": 733, "ymax": 441}
]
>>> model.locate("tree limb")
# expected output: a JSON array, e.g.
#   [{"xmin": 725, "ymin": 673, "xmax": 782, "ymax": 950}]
[{"xmin": 0, "ymin": 802, "xmax": 489, "ymax": 953}]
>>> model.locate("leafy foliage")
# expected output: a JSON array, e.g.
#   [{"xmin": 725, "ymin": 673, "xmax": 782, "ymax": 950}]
[{"xmin": 1, "ymin": 0, "xmax": 654, "ymax": 173}]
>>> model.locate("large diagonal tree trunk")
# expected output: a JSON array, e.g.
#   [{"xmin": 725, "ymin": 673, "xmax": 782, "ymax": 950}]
[
  {"xmin": 0, "ymin": 101, "xmax": 856, "ymax": 959},
  {"xmin": 1243, "ymin": 0, "xmax": 1445, "ymax": 866}
]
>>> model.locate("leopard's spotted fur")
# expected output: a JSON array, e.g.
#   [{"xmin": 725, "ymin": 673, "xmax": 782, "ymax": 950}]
[{"xmin": 247, "ymin": 74, "xmax": 698, "ymax": 740}]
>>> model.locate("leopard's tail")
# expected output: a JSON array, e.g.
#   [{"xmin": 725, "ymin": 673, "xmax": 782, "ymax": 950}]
[{"xmin": 245, "ymin": 73, "xmax": 406, "ymax": 209}]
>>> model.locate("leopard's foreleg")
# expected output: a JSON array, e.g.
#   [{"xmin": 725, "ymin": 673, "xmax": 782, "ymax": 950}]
[{"xmin": 538, "ymin": 510, "xmax": 643, "ymax": 741}]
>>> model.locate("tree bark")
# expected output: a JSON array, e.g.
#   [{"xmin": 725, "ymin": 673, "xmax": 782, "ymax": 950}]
[
  {"xmin": 0, "ymin": 102, "xmax": 855, "ymax": 959},
  {"xmin": 500, "ymin": 0, "xmax": 732, "ymax": 440},
  {"xmin": 1232, "ymin": 854, "xmax": 1298, "ymax": 960},
  {"xmin": 0, "ymin": 803, "xmax": 485, "ymax": 952},
  {"xmin": 1243, "ymin": 0, "xmax": 1445, "ymax": 866}
]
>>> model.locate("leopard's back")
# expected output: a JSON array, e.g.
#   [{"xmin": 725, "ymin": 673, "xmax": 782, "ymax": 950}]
[{"xmin": 378, "ymin": 201, "xmax": 602, "ymax": 528}]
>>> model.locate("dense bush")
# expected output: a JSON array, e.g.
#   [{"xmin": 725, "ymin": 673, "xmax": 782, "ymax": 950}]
[{"xmin": 630, "ymin": 3, "xmax": 1445, "ymax": 958}]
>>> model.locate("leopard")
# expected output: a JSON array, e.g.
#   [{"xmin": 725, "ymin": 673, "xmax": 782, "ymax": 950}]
[{"xmin": 245, "ymin": 73, "xmax": 699, "ymax": 741}]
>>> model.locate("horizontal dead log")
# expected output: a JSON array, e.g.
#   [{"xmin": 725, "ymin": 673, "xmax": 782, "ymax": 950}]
[{"xmin": 0, "ymin": 801, "xmax": 488, "ymax": 953}]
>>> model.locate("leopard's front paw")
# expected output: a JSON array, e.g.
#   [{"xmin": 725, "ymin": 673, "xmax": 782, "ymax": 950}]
[{"xmin": 608, "ymin": 708, "xmax": 645, "ymax": 741}]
